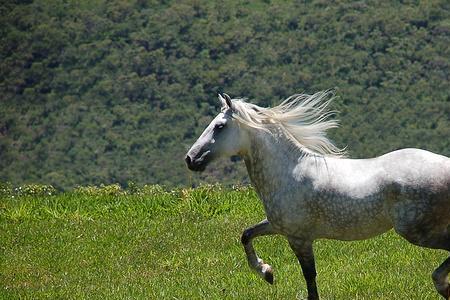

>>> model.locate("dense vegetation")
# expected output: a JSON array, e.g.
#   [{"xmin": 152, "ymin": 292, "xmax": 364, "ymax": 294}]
[
  {"xmin": 1, "ymin": 183, "xmax": 447, "ymax": 299},
  {"xmin": 1, "ymin": 0, "xmax": 449, "ymax": 189}
]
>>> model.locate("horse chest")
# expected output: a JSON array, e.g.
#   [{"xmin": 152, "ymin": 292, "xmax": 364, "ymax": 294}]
[
  {"xmin": 255, "ymin": 184, "xmax": 317, "ymax": 236},
  {"xmin": 246, "ymin": 158, "xmax": 318, "ymax": 235}
]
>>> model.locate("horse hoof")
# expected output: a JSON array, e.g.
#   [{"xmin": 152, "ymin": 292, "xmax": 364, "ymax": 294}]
[
  {"xmin": 255, "ymin": 261, "xmax": 274, "ymax": 284},
  {"xmin": 264, "ymin": 269, "xmax": 274, "ymax": 284}
]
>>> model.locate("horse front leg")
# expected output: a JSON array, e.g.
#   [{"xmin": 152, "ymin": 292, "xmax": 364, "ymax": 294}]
[
  {"xmin": 241, "ymin": 219, "xmax": 277, "ymax": 284},
  {"xmin": 288, "ymin": 238, "xmax": 319, "ymax": 300}
]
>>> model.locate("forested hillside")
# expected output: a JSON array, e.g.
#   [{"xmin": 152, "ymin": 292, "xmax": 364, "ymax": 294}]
[{"xmin": 1, "ymin": 0, "xmax": 449, "ymax": 189}]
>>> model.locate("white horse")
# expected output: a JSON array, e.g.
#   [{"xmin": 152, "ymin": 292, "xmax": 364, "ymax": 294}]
[{"xmin": 185, "ymin": 91, "xmax": 450, "ymax": 299}]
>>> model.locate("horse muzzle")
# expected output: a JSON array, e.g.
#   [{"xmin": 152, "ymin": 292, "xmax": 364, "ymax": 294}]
[{"xmin": 185, "ymin": 151, "xmax": 210, "ymax": 172}]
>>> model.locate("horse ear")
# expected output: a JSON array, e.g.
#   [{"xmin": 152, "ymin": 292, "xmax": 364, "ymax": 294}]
[
  {"xmin": 222, "ymin": 93, "xmax": 233, "ymax": 109},
  {"xmin": 218, "ymin": 93, "xmax": 226, "ymax": 106}
]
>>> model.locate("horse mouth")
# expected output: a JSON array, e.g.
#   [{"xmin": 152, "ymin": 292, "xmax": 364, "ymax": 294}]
[{"xmin": 187, "ymin": 162, "xmax": 207, "ymax": 172}]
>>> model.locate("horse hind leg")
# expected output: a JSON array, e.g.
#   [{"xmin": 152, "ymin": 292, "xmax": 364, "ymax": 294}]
[
  {"xmin": 394, "ymin": 222, "xmax": 450, "ymax": 299},
  {"xmin": 433, "ymin": 257, "xmax": 450, "ymax": 299},
  {"xmin": 241, "ymin": 219, "xmax": 277, "ymax": 284},
  {"xmin": 429, "ymin": 231, "xmax": 450, "ymax": 299}
]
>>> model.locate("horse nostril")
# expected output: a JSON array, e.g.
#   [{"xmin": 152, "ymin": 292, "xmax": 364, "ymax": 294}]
[{"xmin": 185, "ymin": 155, "xmax": 192, "ymax": 166}]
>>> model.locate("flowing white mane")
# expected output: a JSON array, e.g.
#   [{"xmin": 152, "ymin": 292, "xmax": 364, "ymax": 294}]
[{"xmin": 225, "ymin": 90, "xmax": 346, "ymax": 157}]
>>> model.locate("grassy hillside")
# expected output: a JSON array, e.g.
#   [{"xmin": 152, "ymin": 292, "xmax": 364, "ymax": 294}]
[
  {"xmin": 1, "ymin": 184, "xmax": 447, "ymax": 299},
  {"xmin": 1, "ymin": 0, "xmax": 449, "ymax": 189}
]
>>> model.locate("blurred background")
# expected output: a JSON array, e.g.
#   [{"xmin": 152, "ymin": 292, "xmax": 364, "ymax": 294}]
[{"xmin": 1, "ymin": 0, "xmax": 449, "ymax": 189}]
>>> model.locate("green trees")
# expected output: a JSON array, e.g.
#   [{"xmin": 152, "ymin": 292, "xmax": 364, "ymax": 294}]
[{"xmin": 1, "ymin": 0, "xmax": 449, "ymax": 189}]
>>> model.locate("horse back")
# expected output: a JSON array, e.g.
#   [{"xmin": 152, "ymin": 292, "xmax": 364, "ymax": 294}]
[{"xmin": 379, "ymin": 148, "xmax": 450, "ymax": 193}]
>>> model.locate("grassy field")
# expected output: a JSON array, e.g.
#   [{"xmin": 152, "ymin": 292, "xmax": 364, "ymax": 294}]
[{"xmin": 0, "ymin": 183, "xmax": 447, "ymax": 299}]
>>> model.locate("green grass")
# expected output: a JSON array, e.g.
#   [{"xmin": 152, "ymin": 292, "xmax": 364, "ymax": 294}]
[{"xmin": 0, "ymin": 184, "xmax": 447, "ymax": 299}]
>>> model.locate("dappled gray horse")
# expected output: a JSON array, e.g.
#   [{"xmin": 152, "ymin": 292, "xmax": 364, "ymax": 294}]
[{"xmin": 185, "ymin": 91, "xmax": 450, "ymax": 299}]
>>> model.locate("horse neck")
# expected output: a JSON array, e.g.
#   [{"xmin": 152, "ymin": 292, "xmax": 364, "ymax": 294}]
[{"xmin": 243, "ymin": 125, "xmax": 304, "ymax": 195}]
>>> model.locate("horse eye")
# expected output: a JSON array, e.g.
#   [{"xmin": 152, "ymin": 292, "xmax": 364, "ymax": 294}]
[{"xmin": 216, "ymin": 124, "xmax": 225, "ymax": 130}]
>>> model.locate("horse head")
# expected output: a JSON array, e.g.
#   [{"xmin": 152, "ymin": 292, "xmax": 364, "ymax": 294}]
[{"xmin": 185, "ymin": 93, "xmax": 246, "ymax": 172}]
